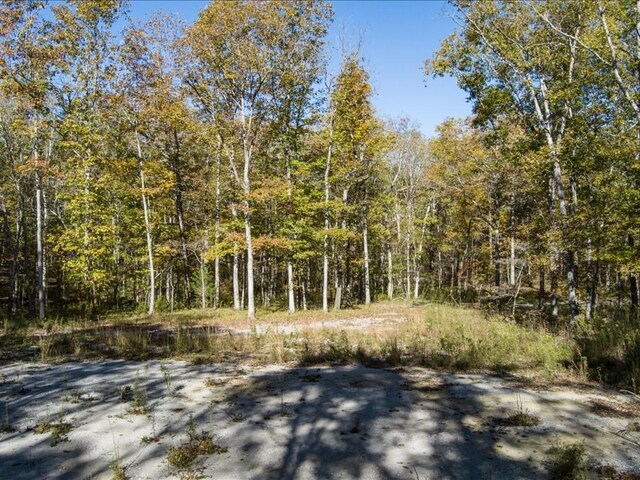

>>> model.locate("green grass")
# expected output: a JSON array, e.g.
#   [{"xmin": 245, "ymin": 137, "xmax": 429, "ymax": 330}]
[
  {"xmin": 547, "ymin": 443, "xmax": 587, "ymax": 480},
  {"xmin": 33, "ymin": 417, "xmax": 73, "ymax": 446},
  {"xmin": 575, "ymin": 311, "xmax": 640, "ymax": 389},
  {"xmin": 1, "ymin": 302, "xmax": 577, "ymax": 382}
]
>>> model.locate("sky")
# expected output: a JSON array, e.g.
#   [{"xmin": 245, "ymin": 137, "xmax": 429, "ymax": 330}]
[{"xmin": 126, "ymin": 0, "xmax": 472, "ymax": 137}]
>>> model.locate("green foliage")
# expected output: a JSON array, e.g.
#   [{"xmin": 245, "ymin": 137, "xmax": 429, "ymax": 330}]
[
  {"xmin": 547, "ymin": 443, "xmax": 587, "ymax": 480},
  {"xmin": 575, "ymin": 312, "xmax": 640, "ymax": 388}
]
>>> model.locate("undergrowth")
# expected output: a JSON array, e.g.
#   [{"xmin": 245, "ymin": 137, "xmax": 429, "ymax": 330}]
[
  {"xmin": 1, "ymin": 303, "xmax": 578, "ymax": 383},
  {"xmin": 547, "ymin": 443, "xmax": 587, "ymax": 480}
]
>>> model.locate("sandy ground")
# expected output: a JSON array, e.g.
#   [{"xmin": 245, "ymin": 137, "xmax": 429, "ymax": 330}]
[
  {"xmin": 1, "ymin": 359, "xmax": 639, "ymax": 480},
  {"xmin": 236, "ymin": 312, "xmax": 407, "ymax": 335}
]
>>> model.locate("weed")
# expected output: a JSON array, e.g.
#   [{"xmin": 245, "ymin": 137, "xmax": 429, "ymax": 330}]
[
  {"xmin": 63, "ymin": 390, "xmax": 81, "ymax": 404},
  {"xmin": 72, "ymin": 336, "xmax": 85, "ymax": 360},
  {"xmin": 160, "ymin": 362, "xmax": 172, "ymax": 394},
  {"xmin": 628, "ymin": 421, "xmax": 640, "ymax": 432},
  {"xmin": 179, "ymin": 471, "xmax": 204, "ymax": 480},
  {"xmin": 384, "ymin": 336, "xmax": 402, "ymax": 366},
  {"xmin": 140, "ymin": 434, "xmax": 160, "ymax": 444},
  {"xmin": 547, "ymin": 442, "xmax": 587, "ymax": 480},
  {"xmin": 167, "ymin": 414, "xmax": 228, "ymax": 470},
  {"xmin": 119, "ymin": 385, "xmax": 133, "ymax": 401},
  {"xmin": 141, "ymin": 412, "xmax": 160, "ymax": 444},
  {"xmin": 495, "ymin": 411, "xmax": 540, "ymax": 427},
  {"xmin": 593, "ymin": 464, "xmax": 640, "ymax": 480},
  {"xmin": 494, "ymin": 396, "xmax": 541, "ymax": 427},
  {"xmin": 34, "ymin": 416, "xmax": 73, "ymax": 446},
  {"xmin": 128, "ymin": 371, "xmax": 149, "ymax": 415},
  {"xmin": 167, "ymin": 444, "xmax": 199, "ymax": 470},
  {"xmin": 38, "ymin": 334, "xmax": 54, "ymax": 362},
  {"xmin": 109, "ymin": 418, "xmax": 128, "ymax": 480},
  {"xmin": 1, "ymin": 303, "xmax": 579, "ymax": 385},
  {"xmin": 110, "ymin": 459, "xmax": 129, "ymax": 480},
  {"xmin": 1, "ymin": 402, "xmax": 14, "ymax": 433},
  {"xmin": 226, "ymin": 410, "xmax": 245, "ymax": 423},
  {"xmin": 203, "ymin": 377, "xmax": 224, "ymax": 387}
]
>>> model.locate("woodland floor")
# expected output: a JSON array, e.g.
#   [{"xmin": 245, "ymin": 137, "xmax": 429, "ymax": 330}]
[{"xmin": 0, "ymin": 308, "xmax": 639, "ymax": 479}]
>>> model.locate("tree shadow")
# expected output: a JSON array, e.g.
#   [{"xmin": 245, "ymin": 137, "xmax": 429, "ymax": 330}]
[
  {"xmin": 1, "ymin": 360, "xmax": 638, "ymax": 479},
  {"xmin": 0, "ymin": 360, "xmax": 234, "ymax": 479},
  {"xmin": 215, "ymin": 364, "xmax": 544, "ymax": 479}
]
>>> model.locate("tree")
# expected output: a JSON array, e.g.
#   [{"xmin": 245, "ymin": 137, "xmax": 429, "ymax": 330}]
[
  {"xmin": 329, "ymin": 54, "xmax": 381, "ymax": 308},
  {"xmin": 184, "ymin": 0, "xmax": 331, "ymax": 319},
  {"xmin": 427, "ymin": 0, "xmax": 591, "ymax": 320}
]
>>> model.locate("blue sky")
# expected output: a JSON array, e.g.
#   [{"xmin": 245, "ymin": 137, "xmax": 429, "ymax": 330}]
[{"xmin": 126, "ymin": 0, "xmax": 471, "ymax": 137}]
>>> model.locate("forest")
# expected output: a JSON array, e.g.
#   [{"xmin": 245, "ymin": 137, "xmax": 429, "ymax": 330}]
[
  {"xmin": 2, "ymin": 1, "xmax": 640, "ymax": 479},
  {"xmin": 1, "ymin": 0, "xmax": 638, "ymax": 325},
  {"xmin": 0, "ymin": 0, "xmax": 639, "ymax": 375}
]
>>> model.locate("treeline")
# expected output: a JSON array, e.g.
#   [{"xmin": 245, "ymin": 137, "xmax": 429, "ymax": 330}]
[{"xmin": 1, "ymin": 0, "xmax": 639, "ymax": 324}]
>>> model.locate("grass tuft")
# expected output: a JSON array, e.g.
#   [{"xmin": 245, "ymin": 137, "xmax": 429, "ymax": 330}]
[
  {"xmin": 33, "ymin": 417, "xmax": 73, "ymax": 446},
  {"xmin": 547, "ymin": 443, "xmax": 587, "ymax": 480},
  {"xmin": 494, "ymin": 411, "xmax": 540, "ymax": 427},
  {"xmin": 167, "ymin": 414, "xmax": 228, "ymax": 471}
]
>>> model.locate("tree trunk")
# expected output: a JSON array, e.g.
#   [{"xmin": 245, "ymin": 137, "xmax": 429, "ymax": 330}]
[
  {"xmin": 538, "ymin": 269, "xmax": 545, "ymax": 310},
  {"xmin": 406, "ymin": 238, "xmax": 411, "ymax": 300},
  {"xmin": 414, "ymin": 208, "xmax": 429, "ymax": 301},
  {"xmin": 199, "ymin": 260, "xmax": 207, "ymax": 309},
  {"xmin": 0, "ymin": 196, "xmax": 15, "ymax": 319},
  {"xmin": 387, "ymin": 241, "xmax": 393, "ymax": 300},
  {"xmin": 300, "ymin": 265, "xmax": 308, "ymax": 311},
  {"xmin": 567, "ymin": 250, "xmax": 578, "ymax": 320},
  {"xmin": 287, "ymin": 261, "xmax": 295, "ymax": 313},
  {"xmin": 551, "ymin": 262, "xmax": 559, "ymax": 318},
  {"xmin": 231, "ymin": 203, "xmax": 240, "ymax": 310},
  {"xmin": 243, "ymin": 200, "xmax": 255, "ymax": 319},
  {"xmin": 509, "ymin": 234, "xmax": 516, "ymax": 287},
  {"xmin": 586, "ymin": 259, "xmax": 598, "ymax": 320},
  {"xmin": 363, "ymin": 203, "xmax": 371, "ymax": 306},
  {"xmin": 35, "ymin": 171, "xmax": 45, "ymax": 321},
  {"xmin": 322, "ymin": 130, "xmax": 332, "ymax": 313},
  {"xmin": 285, "ymin": 151, "xmax": 295, "ymax": 313},
  {"xmin": 628, "ymin": 234, "xmax": 638, "ymax": 312},
  {"xmin": 494, "ymin": 227, "xmax": 500, "ymax": 288},
  {"xmin": 174, "ymin": 175, "xmax": 190, "ymax": 305},
  {"xmin": 334, "ymin": 187, "xmax": 349, "ymax": 310},
  {"xmin": 214, "ymin": 147, "xmax": 221, "ymax": 309},
  {"xmin": 232, "ymin": 248, "xmax": 240, "ymax": 311},
  {"xmin": 136, "ymin": 134, "xmax": 155, "ymax": 315}
]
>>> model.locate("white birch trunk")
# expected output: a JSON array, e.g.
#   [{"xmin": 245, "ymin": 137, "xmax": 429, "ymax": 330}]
[
  {"xmin": 510, "ymin": 235, "xmax": 516, "ymax": 287},
  {"xmin": 322, "ymin": 126, "xmax": 333, "ymax": 313},
  {"xmin": 136, "ymin": 134, "xmax": 155, "ymax": 315},
  {"xmin": 231, "ymin": 206, "xmax": 240, "ymax": 311},
  {"xmin": 363, "ymin": 209, "xmax": 371, "ymax": 305},
  {"xmin": 243, "ymin": 192, "xmax": 255, "ymax": 319},
  {"xmin": 200, "ymin": 259, "xmax": 206, "ymax": 310},
  {"xmin": 35, "ymin": 171, "xmax": 45, "ymax": 320},
  {"xmin": 214, "ymin": 161, "xmax": 221, "ymax": 309},
  {"xmin": 387, "ymin": 242, "xmax": 393, "ymax": 300},
  {"xmin": 287, "ymin": 262, "xmax": 295, "ymax": 313},
  {"xmin": 285, "ymin": 152, "xmax": 295, "ymax": 313}
]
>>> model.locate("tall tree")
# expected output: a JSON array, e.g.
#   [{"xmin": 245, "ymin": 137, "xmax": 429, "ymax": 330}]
[
  {"xmin": 427, "ymin": 0, "xmax": 590, "ymax": 320},
  {"xmin": 184, "ymin": 0, "xmax": 332, "ymax": 319}
]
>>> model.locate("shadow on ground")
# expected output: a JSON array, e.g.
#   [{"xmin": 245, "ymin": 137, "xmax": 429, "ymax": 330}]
[{"xmin": 0, "ymin": 360, "xmax": 638, "ymax": 479}]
